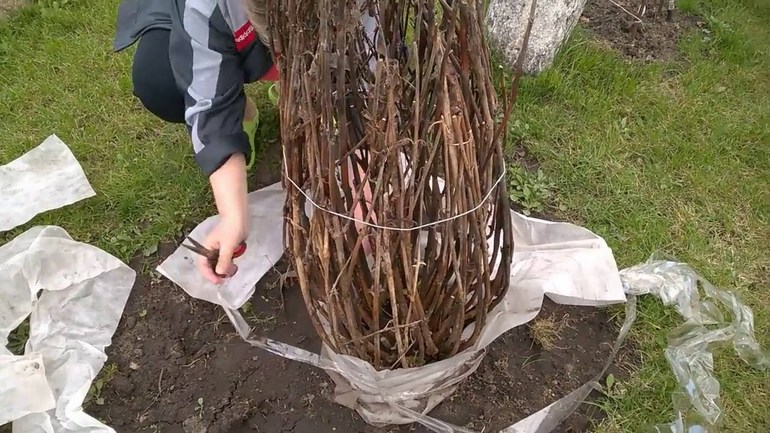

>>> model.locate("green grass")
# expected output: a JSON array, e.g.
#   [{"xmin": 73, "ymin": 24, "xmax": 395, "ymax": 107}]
[
  {"xmin": 0, "ymin": 0, "xmax": 278, "ymax": 261},
  {"xmin": 1, "ymin": 0, "xmax": 768, "ymax": 431},
  {"xmin": 504, "ymin": 0, "xmax": 770, "ymax": 430}
]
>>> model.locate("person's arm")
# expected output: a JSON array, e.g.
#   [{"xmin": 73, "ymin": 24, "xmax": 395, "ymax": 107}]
[{"xmin": 169, "ymin": 2, "xmax": 250, "ymax": 282}]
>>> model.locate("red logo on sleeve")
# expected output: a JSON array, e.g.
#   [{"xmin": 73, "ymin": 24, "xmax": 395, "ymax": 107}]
[{"xmin": 234, "ymin": 21, "xmax": 256, "ymax": 52}]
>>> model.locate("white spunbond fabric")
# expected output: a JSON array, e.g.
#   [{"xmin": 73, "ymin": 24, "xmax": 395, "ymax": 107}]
[
  {"xmin": 0, "ymin": 353, "xmax": 55, "ymax": 426},
  {"xmin": 0, "ymin": 134, "xmax": 96, "ymax": 232},
  {"xmin": 157, "ymin": 182, "xmax": 286, "ymax": 309},
  {"xmin": 0, "ymin": 136, "xmax": 135, "ymax": 432},
  {"xmin": 158, "ymin": 182, "xmax": 627, "ymax": 431},
  {"xmin": 0, "ymin": 227, "xmax": 136, "ymax": 432}
]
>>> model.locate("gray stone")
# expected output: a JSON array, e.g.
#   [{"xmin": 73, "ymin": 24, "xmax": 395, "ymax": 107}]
[{"xmin": 485, "ymin": 0, "xmax": 588, "ymax": 74}]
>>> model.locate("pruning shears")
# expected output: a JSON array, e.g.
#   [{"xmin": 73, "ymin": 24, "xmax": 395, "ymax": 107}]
[{"xmin": 182, "ymin": 236, "xmax": 247, "ymax": 278}]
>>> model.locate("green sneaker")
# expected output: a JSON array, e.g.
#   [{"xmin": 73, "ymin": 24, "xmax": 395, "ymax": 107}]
[{"xmin": 243, "ymin": 107, "xmax": 260, "ymax": 170}]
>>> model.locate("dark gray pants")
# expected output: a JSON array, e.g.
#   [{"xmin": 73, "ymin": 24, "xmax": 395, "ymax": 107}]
[{"xmin": 131, "ymin": 29, "xmax": 186, "ymax": 124}]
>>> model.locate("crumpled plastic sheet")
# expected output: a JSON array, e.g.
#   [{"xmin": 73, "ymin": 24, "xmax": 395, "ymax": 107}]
[
  {"xmin": 0, "ymin": 137, "xmax": 136, "ymax": 432},
  {"xmin": 619, "ymin": 259, "xmax": 769, "ymax": 433},
  {"xmin": 0, "ymin": 134, "xmax": 96, "ymax": 232},
  {"xmin": 158, "ymin": 182, "xmax": 629, "ymax": 432}
]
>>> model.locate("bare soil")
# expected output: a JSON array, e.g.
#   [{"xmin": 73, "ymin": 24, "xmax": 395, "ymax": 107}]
[
  {"xmin": 581, "ymin": 0, "xmax": 700, "ymax": 61},
  {"xmin": 87, "ymin": 248, "xmax": 631, "ymax": 433}
]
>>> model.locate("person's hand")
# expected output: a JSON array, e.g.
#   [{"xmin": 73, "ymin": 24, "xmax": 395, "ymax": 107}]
[
  {"xmin": 199, "ymin": 215, "xmax": 246, "ymax": 284},
  {"xmin": 202, "ymin": 153, "xmax": 249, "ymax": 284}
]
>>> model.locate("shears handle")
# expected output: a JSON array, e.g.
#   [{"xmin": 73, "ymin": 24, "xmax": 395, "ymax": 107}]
[
  {"xmin": 210, "ymin": 241, "xmax": 247, "ymax": 279},
  {"xmin": 232, "ymin": 241, "xmax": 247, "ymax": 258}
]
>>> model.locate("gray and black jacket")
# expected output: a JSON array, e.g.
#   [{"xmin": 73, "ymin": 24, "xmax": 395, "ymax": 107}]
[{"xmin": 113, "ymin": 0, "xmax": 273, "ymax": 175}]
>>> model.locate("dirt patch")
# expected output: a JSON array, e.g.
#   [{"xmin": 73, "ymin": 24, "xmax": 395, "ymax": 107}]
[
  {"xmin": 0, "ymin": 0, "xmax": 26, "ymax": 19},
  {"xmin": 581, "ymin": 0, "xmax": 700, "ymax": 61},
  {"xmin": 89, "ymin": 252, "xmax": 379, "ymax": 433},
  {"xmin": 425, "ymin": 302, "xmax": 632, "ymax": 432},
  {"xmin": 87, "ymin": 245, "xmax": 632, "ymax": 433}
]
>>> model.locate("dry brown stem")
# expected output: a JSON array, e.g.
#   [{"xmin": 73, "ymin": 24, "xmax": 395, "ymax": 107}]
[{"xmin": 257, "ymin": 0, "xmax": 533, "ymax": 369}]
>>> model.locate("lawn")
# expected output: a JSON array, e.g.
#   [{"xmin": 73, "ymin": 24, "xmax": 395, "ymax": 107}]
[{"xmin": 1, "ymin": 0, "xmax": 768, "ymax": 431}]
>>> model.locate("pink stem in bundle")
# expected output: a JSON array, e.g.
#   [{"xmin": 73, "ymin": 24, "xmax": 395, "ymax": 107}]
[{"xmin": 347, "ymin": 152, "xmax": 375, "ymax": 256}]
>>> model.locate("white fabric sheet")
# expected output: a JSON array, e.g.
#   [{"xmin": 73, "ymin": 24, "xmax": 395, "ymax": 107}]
[
  {"xmin": 0, "ymin": 136, "xmax": 135, "ymax": 432},
  {"xmin": 0, "ymin": 135, "xmax": 95, "ymax": 232}
]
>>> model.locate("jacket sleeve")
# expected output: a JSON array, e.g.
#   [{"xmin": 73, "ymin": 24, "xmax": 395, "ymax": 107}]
[{"xmin": 168, "ymin": 1, "xmax": 250, "ymax": 176}]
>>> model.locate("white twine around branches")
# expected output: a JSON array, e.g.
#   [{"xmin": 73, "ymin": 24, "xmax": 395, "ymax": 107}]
[{"xmin": 280, "ymin": 147, "xmax": 507, "ymax": 233}]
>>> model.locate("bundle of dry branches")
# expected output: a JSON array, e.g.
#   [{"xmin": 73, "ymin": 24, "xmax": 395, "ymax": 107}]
[{"xmin": 256, "ymin": 0, "xmax": 533, "ymax": 370}]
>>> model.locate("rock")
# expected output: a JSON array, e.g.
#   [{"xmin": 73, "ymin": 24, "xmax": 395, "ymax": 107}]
[{"xmin": 485, "ymin": 0, "xmax": 588, "ymax": 74}]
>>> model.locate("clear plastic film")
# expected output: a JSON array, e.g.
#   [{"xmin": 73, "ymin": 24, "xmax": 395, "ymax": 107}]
[{"xmin": 620, "ymin": 259, "xmax": 769, "ymax": 432}]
